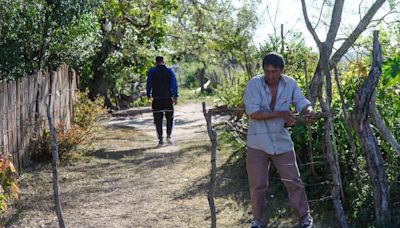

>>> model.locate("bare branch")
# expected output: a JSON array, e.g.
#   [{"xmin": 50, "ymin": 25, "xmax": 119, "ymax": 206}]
[
  {"xmin": 266, "ymin": 1, "xmax": 278, "ymax": 38},
  {"xmin": 370, "ymin": 9, "xmax": 400, "ymax": 27},
  {"xmin": 331, "ymin": 0, "xmax": 386, "ymax": 64},
  {"xmin": 359, "ymin": 0, "xmax": 366, "ymax": 21},
  {"xmin": 314, "ymin": 0, "xmax": 328, "ymax": 30},
  {"xmin": 326, "ymin": 0, "xmax": 345, "ymax": 46},
  {"xmin": 370, "ymin": 93, "xmax": 400, "ymax": 157},
  {"xmin": 300, "ymin": 0, "xmax": 322, "ymax": 49},
  {"xmin": 274, "ymin": 0, "xmax": 280, "ymax": 34}
]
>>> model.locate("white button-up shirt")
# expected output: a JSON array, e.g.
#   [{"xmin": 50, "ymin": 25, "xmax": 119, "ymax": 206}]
[{"xmin": 244, "ymin": 74, "xmax": 311, "ymax": 155}]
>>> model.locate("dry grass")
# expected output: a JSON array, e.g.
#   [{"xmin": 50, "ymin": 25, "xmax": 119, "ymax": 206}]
[{"xmin": 3, "ymin": 102, "xmax": 325, "ymax": 227}]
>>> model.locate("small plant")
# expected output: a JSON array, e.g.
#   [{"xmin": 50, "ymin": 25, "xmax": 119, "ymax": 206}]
[
  {"xmin": 31, "ymin": 89, "xmax": 109, "ymax": 162},
  {"xmin": 57, "ymin": 89, "xmax": 108, "ymax": 162},
  {"xmin": 74, "ymin": 89, "xmax": 109, "ymax": 129},
  {"xmin": 0, "ymin": 155, "xmax": 20, "ymax": 214}
]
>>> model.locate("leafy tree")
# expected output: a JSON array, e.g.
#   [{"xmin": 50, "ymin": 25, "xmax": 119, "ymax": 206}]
[
  {"xmin": 0, "ymin": 0, "xmax": 98, "ymax": 81},
  {"xmin": 86, "ymin": 0, "xmax": 176, "ymax": 108},
  {"xmin": 167, "ymin": 0, "xmax": 259, "ymax": 91}
]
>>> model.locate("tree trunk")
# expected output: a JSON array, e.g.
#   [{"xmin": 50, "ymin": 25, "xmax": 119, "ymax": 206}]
[
  {"xmin": 200, "ymin": 65, "xmax": 206, "ymax": 93},
  {"xmin": 349, "ymin": 31, "xmax": 390, "ymax": 223},
  {"xmin": 90, "ymin": 37, "xmax": 116, "ymax": 109},
  {"xmin": 320, "ymin": 60, "xmax": 348, "ymax": 227},
  {"xmin": 321, "ymin": 107, "xmax": 348, "ymax": 227}
]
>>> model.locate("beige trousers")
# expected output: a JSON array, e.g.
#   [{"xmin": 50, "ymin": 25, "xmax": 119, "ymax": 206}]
[{"xmin": 246, "ymin": 147, "xmax": 310, "ymax": 223}]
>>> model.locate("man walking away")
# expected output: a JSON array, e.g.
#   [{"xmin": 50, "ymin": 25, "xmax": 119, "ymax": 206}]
[{"xmin": 146, "ymin": 56, "xmax": 178, "ymax": 147}]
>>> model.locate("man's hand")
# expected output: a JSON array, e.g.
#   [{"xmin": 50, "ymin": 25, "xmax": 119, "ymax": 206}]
[
  {"xmin": 303, "ymin": 112, "xmax": 318, "ymax": 123},
  {"xmin": 147, "ymin": 96, "xmax": 152, "ymax": 104},
  {"xmin": 172, "ymin": 97, "xmax": 178, "ymax": 105},
  {"xmin": 301, "ymin": 105, "xmax": 318, "ymax": 124},
  {"xmin": 279, "ymin": 111, "xmax": 296, "ymax": 126}
]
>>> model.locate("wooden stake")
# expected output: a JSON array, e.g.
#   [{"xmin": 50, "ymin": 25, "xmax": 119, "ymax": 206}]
[
  {"xmin": 202, "ymin": 102, "xmax": 217, "ymax": 228},
  {"xmin": 48, "ymin": 70, "xmax": 66, "ymax": 228}
]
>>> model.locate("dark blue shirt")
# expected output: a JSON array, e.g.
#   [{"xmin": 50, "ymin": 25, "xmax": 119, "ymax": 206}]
[{"xmin": 146, "ymin": 65, "xmax": 178, "ymax": 98}]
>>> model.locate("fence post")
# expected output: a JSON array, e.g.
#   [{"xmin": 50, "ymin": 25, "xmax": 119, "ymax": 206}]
[
  {"xmin": 48, "ymin": 70, "xmax": 66, "ymax": 228},
  {"xmin": 202, "ymin": 102, "xmax": 217, "ymax": 228}
]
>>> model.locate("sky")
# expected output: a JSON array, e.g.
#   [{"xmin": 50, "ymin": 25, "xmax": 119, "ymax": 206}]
[{"xmin": 251, "ymin": 0, "xmax": 397, "ymax": 49}]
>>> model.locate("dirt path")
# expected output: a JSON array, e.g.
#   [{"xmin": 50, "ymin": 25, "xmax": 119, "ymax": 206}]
[{"xmin": 4, "ymin": 103, "xmax": 256, "ymax": 227}]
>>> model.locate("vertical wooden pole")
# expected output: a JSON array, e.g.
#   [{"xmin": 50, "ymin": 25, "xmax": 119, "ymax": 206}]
[
  {"xmin": 202, "ymin": 102, "xmax": 217, "ymax": 228},
  {"xmin": 48, "ymin": 70, "xmax": 66, "ymax": 228}
]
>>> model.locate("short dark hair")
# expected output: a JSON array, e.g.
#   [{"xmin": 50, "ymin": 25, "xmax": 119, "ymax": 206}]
[
  {"xmin": 155, "ymin": 56, "xmax": 164, "ymax": 63},
  {"xmin": 262, "ymin": 53, "xmax": 285, "ymax": 70}
]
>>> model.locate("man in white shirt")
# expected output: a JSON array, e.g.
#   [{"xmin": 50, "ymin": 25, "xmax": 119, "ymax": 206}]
[{"xmin": 244, "ymin": 53, "xmax": 316, "ymax": 228}]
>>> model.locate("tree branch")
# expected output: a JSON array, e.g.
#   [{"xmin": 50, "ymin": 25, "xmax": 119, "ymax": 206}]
[
  {"xmin": 314, "ymin": 0, "xmax": 328, "ymax": 30},
  {"xmin": 331, "ymin": 0, "xmax": 386, "ymax": 64},
  {"xmin": 325, "ymin": 0, "xmax": 344, "ymax": 46},
  {"xmin": 333, "ymin": 63, "xmax": 360, "ymax": 178},
  {"xmin": 370, "ymin": 93, "xmax": 400, "ymax": 157},
  {"xmin": 300, "ymin": 0, "xmax": 322, "ymax": 49}
]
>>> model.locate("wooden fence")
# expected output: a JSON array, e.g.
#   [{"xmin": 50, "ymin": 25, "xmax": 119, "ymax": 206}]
[{"xmin": 0, "ymin": 64, "xmax": 78, "ymax": 171}]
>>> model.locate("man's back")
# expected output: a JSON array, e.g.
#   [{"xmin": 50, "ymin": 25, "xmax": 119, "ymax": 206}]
[{"xmin": 150, "ymin": 65, "xmax": 172, "ymax": 98}]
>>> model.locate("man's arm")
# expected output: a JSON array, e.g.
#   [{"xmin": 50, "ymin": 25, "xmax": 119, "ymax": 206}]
[
  {"xmin": 250, "ymin": 111, "xmax": 296, "ymax": 126},
  {"xmin": 244, "ymin": 78, "xmax": 295, "ymax": 125},
  {"xmin": 169, "ymin": 68, "xmax": 178, "ymax": 105},
  {"xmin": 146, "ymin": 68, "xmax": 154, "ymax": 98},
  {"xmin": 170, "ymin": 69, "xmax": 178, "ymax": 98}
]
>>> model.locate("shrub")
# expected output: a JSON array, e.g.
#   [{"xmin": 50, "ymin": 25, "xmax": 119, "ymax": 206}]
[
  {"xmin": 32, "ymin": 89, "xmax": 108, "ymax": 162},
  {"xmin": 0, "ymin": 155, "xmax": 20, "ymax": 214}
]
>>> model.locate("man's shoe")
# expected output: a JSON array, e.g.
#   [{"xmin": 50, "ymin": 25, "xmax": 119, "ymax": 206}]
[
  {"xmin": 250, "ymin": 220, "xmax": 265, "ymax": 228},
  {"xmin": 157, "ymin": 141, "xmax": 164, "ymax": 148},
  {"xmin": 301, "ymin": 215, "xmax": 315, "ymax": 228},
  {"xmin": 166, "ymin": 137, "xmax": 174, "ymax": 145}
]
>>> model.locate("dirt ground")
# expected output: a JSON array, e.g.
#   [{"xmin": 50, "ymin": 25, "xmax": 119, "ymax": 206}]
[
  {"xmin": 2, "ymin": 103, "xmax": 246, "ymax": 227},
  {"xmin": 3, "ymin": 102, "xmax": 304, "ymax": 228}
]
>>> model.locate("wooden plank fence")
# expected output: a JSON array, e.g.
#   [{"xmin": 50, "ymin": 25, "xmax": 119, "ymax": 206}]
[{"xmin": 0, "ymin": 64, "xmax": 78, "ymax": 171}]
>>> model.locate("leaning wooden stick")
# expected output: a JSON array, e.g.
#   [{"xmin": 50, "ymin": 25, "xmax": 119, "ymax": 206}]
[
  {"xmin": 284, "ymin": 112, "xmax": 335, "ymax": 128},
  {"xmin": 294, "ymin": 111, "xmax": 335, "ymax": 123}
]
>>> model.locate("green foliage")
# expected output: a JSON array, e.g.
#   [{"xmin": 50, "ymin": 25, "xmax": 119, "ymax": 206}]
[
  {"xmin": 178, "ymin": 61, "xmax": 205, "ymax": 88},
  {"xmin": 32, "ymin": 90, "xmax": 108, "ymax": 162},
  {"xmin": 215, "ymin": 72, "xmax": 248, "ymax": 108},
  {"xmin": 382, "ymin": 53, "xmax": 400, "ymax": 87},
  {"xmin": 167, "ymin": 0, "xmax": 259, "ymax": 89},
  {"xmin": 59, "ymin": 90, "xmax": 108, "ymax": 161},
  {"xmin": 258, "ymin": 31, "xmax": 318, "ymax": 82},
  {"xmin": 131, "ymin": 96, "xmax": 148, "ymax": 107},
  {"xmin": 0, "ymin": 0, "xmax": 99, "ymax": 81},
  {"xmin": 74, "ymin": 89, "xmax": 109, "ymax": 129}
]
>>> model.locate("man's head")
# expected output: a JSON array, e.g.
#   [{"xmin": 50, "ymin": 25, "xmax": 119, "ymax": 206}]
[
  {"xmin": 262, "ymin": 53, "xmax": 284, "ymax": 85},
  {"xmin": 155, "ymin": 56, "xmax": 164, "ymax": 65}
]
